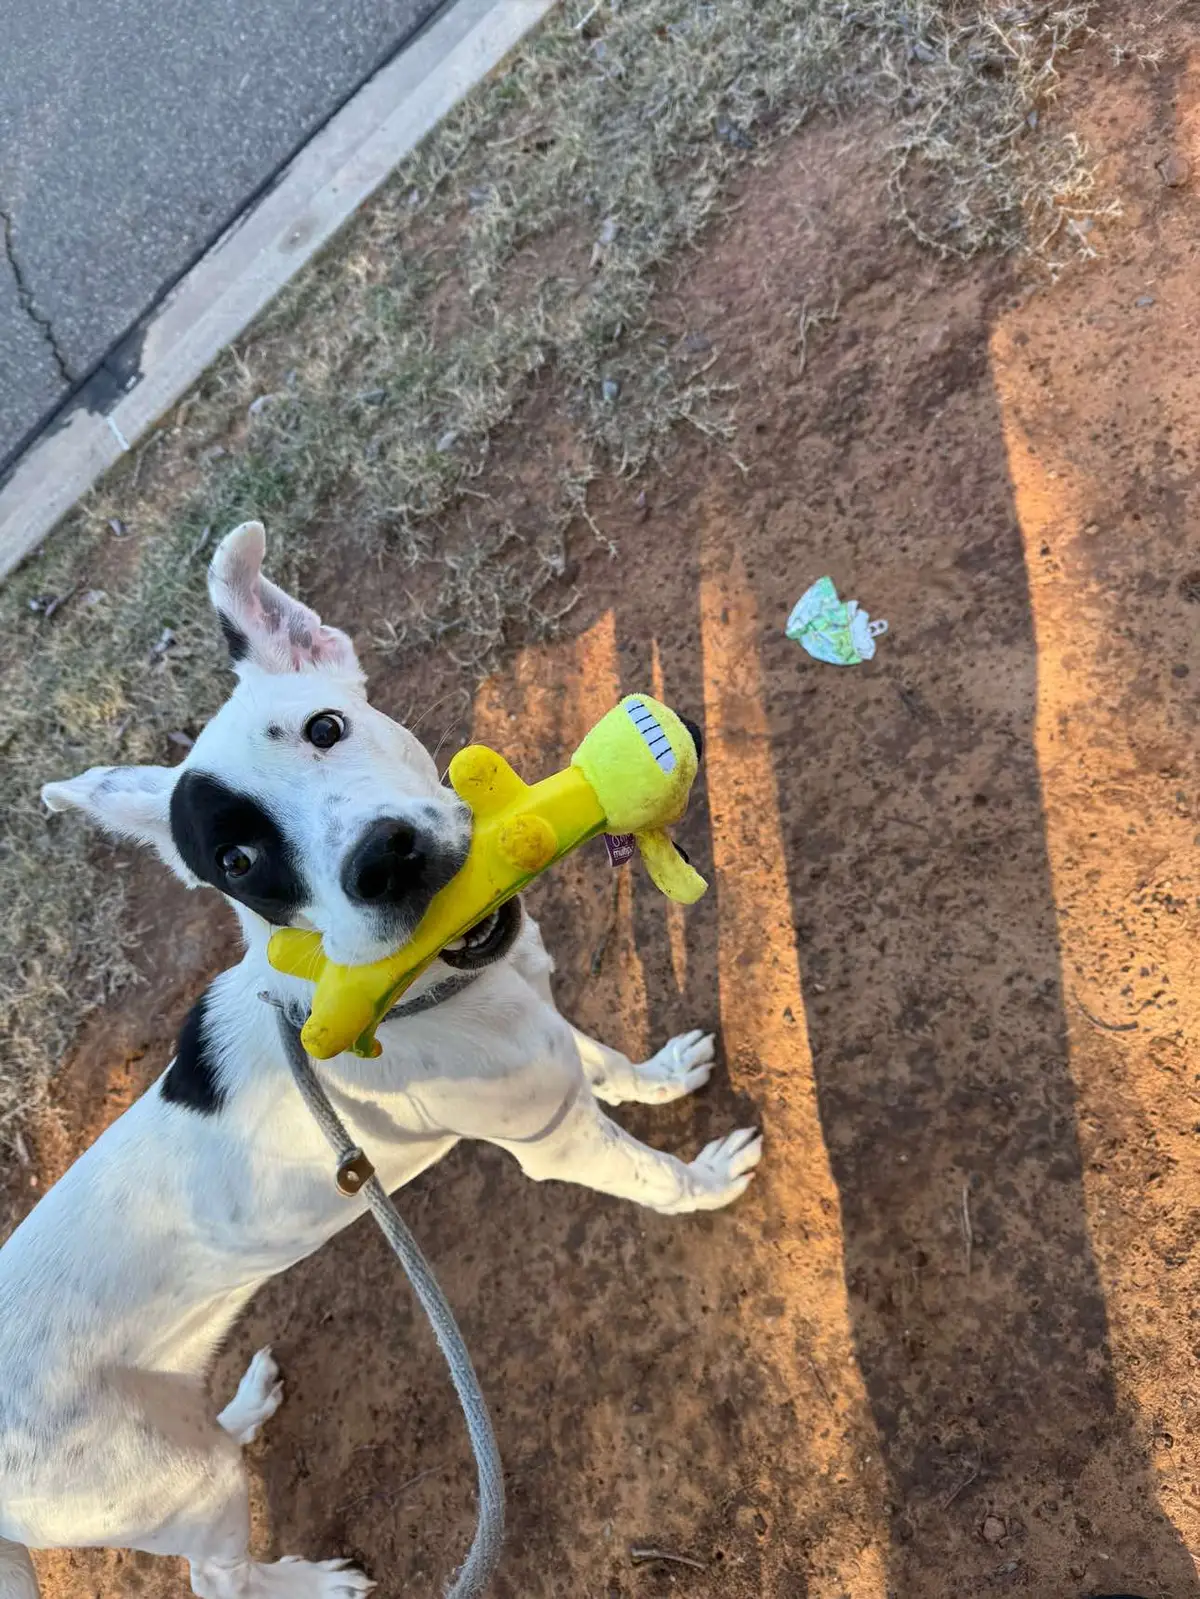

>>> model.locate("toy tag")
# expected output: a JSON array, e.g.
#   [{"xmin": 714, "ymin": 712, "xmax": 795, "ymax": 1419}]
[{"xmin": 603, "ymin": 833, "xmax": 636, "ymax": 867}]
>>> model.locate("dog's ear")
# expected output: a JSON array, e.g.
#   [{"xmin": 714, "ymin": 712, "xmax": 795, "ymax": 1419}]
[
  {"xmin": 41, "ymin": 764, "xmax": 194, "ymax": 881},
  {"xmin": 207, "ymin": 520, "xmax": 361, "ymax": 678}
]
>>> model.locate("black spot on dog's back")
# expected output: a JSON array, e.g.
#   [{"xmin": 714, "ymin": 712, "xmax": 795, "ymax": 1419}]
[{"xmin": 161, "ymin": 987, "xmax": 226, "ymax": 1114}]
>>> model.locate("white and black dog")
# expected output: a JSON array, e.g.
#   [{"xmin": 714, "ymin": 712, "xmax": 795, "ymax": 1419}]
[{"xmin": 0, "ymin": 522, "xmax": 762, "ymax": 1599}]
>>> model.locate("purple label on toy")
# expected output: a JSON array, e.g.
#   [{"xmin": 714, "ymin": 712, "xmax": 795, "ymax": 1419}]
[{"xmin": 603, "ymin": 833, "xmax": 636, "ymax": 867}]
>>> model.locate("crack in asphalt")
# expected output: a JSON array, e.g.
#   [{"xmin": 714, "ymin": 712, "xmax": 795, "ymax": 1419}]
[{"xmin": 1, "ymin": 204, "xmax": 74, "ymax": 384}]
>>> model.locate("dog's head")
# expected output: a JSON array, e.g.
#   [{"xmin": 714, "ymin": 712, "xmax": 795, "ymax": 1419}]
[{"xmin": 43, "ymin": 521, "xmax": 471, "ymax": 965}]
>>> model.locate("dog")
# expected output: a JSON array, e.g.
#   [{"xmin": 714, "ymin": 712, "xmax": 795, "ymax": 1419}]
[{"xmin": 0, "ymin": 521, "xmax": 762, "ymax": 1599}]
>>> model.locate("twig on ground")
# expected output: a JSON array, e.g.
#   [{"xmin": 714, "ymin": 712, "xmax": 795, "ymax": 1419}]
[
  {"xmin": 940, "ymin": 1456, "xmax": 980, "ymax": 1509},
  {"xmin": 1074, "ymin": 995, "xmax": 1139, "ymax": 1034},
  {"xmin": 630, "ymin": 1547, "xmax": 707, "ymax": 1571},
  {"xmin": 791, "ymin": 292, "xmax": 841, "ymax": 377},
  {"xmin": 337, "ymin": 1462, "xmax": 447, "ymax": 1516}
]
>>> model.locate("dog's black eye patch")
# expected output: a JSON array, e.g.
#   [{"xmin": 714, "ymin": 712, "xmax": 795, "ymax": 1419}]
[
  {"xmin": 170, "ymin": 771, "xmax": 308, "ymax": 925},
  {"xmin": 161, "ymin": 985, "xmax": 226, "ymax": 1115}
]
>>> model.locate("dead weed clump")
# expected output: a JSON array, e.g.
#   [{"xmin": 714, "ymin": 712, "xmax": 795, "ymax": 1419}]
[{"xmin": 0, "ymin": 0, "xmax": 1111, "ymax": 1143}]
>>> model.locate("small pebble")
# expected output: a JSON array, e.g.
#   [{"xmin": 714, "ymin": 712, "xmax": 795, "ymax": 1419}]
[
  {"xmin": 1135, "ymin": 295, "xmax": 1156, "ymax": 309},
  {"xmin": 683, "ymin": 330, "xmax": 713, "ymax": 355},
  {"xmin": 715, "ymin": 115, "xmax": 754, "ymax": 150},
  {"xmin": 982, "ymin": 1515, "xmax": 1006, "ymax": 1544},
  {"xmin": 1157, "ymin": 152, "xmax": 1191, "ymax": 188},
  {"xmin": 435, "ymin": 429, "xmax": 459, "ymax": 453},
  {"xmin": 30, "ymin": 589, "xmax": 74, "ymax": 621},
  {"xmin": 108, "ymin": 517, "xmax": 126, "ymax": 537},
  {"xmin": 601, "ymin": 377, "xmax": 621, "ymax": 403},
  {"xmin": 598, "ymin": 217, "xmax": 619, "ymax": 246},
  {"xmin": 149, "ymin": 627, "xmax": 177, "ymax": 663}
]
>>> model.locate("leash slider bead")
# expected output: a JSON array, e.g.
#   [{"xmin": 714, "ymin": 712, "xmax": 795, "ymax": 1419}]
[{"xmin": 336, "ymin": 1148, "xmax": 375, "ymax": 1197}]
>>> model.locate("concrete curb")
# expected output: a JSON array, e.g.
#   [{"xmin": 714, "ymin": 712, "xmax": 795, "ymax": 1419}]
[{"xmin": 0, "ymin": 0, "xmax": 558, "ymax": 583}]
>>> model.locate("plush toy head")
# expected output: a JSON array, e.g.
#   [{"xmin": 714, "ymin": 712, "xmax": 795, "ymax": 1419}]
[
  {"xmin": 571, "ymin": 696, "xmax": 706, "ymax": 903},
  {"xmin": 573, "ymin": 696, "xmax": 698, "ymax": 830}
]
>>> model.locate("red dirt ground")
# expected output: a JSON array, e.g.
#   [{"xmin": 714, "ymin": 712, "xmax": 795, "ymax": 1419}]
[{"xmin": 16, "ymin": 19, "xmax": 1200, "ymax": 1599}]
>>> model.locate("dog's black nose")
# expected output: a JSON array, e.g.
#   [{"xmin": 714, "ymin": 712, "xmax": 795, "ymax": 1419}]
[{"xmin": 342, "ymin": 819, "xmax": 424, "ymax": 906}]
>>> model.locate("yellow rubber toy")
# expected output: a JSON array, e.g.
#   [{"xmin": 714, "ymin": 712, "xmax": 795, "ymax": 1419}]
[{"xmin": 268, "ymin": 694, "xmax": 707, "ymax": 1059}]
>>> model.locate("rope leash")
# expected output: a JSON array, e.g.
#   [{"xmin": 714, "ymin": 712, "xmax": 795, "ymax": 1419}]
[{"xmin": 262, "ymin": 996, "xmax": 505, "ymax": 1598}]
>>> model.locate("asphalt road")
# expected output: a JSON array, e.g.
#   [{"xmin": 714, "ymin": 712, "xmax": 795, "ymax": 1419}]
[{"xmin": 0, "ymin": 0, "xmax": 445, "ymax": 474}]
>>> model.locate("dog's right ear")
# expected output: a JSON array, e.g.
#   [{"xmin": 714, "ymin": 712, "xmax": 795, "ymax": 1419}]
[
  {"xmin": 208, "ymin": 519, "xmax": 360, "ymax": 678},
  {"xmin": 41, "ymin": 765, "xmax": 193, "ymax": 881}
]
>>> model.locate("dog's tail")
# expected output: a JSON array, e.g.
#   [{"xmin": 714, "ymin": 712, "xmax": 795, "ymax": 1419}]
[{"xmin": 0, "ymin": 1541, "xmax": 38, "ymax": 1599}]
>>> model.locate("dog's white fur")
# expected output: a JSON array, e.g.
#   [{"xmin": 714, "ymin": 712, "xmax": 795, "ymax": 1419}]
[{"xmin": 0, "ymin": 523, "xmax": 761, "ymax": 1599}]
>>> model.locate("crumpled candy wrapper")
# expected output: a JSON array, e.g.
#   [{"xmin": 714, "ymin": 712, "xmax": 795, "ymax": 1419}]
[{"xmin": 786, "ymin": 576, "xmax": 888, "ymax": 666}]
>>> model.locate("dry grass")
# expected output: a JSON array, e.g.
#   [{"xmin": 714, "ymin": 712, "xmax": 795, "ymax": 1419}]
[{"xmin": 0, "ymin": 0, "xmax": 1110, "ymax": 1144}]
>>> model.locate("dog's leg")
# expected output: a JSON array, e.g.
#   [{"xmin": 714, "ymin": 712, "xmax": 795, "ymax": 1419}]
[
  {"xmin": 139, "ymin": 1447, "xmax": 374, "ymax": 1599},
  {"xmin": 0, "ymin": 1540, "xmax": 38, "ymax": 1599},
  {"xmin": 571, "ymin": 1027, "xmax": 716, "ymax": 1107},
  {"xmin": 188, "ymin": 1556, "xmax": 373, "ymax": 1599},
  {"xmin": 492, "ymin": 1090, "xmax": 761, "ymax": 1214},
  {"xmin": 217, "ymin": 1346, "xmax": 284, "ymax": 1446},
  {"xmin": 514, "ymin": 915, "xmax": 718, "ymax": 1108},
  {"xmin": 12, "ymin": 1374, "xmax": 371, "ymax": 1599}
]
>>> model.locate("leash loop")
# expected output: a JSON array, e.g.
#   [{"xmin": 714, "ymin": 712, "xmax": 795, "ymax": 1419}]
[{"xmin": 261, "ymin": 994, "xmax": 505, "ymax": 1597}]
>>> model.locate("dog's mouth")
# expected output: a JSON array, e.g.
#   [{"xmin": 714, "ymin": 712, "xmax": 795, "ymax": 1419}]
[{"xmin": 440, "ymin": 897, "xmax": 524, "ymax": 971}]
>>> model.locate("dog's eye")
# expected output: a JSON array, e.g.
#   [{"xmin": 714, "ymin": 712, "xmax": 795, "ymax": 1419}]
[
  {"xmin": 304, "ymin": 711, "xmax": 346, "ymax": 749},
  {"xmin": 218, "ymin": 844, "xmax": 258, "ymax": 878}
]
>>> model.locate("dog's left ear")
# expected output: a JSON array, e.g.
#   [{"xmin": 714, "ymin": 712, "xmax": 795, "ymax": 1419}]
[
  {"xmin": 208, "ymin": 520, "xmax": 361, "ymax": 678},
  {"xmin": 41, "ymin": 764, "xmax": 194, "ymax": 881}
]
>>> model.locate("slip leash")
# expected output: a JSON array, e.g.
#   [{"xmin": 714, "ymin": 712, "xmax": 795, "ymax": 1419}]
[{"xmin": 263, "ymin": 997, "xmax": 505, "ymax": 1598}]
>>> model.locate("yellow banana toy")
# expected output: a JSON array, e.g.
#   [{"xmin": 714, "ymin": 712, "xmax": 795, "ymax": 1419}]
[{"xmin": 268, "ymin": 694, "xmax": 707, "ymax": 1060}]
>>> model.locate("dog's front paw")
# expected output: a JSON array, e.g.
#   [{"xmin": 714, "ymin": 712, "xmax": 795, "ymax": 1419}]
[
  {"xmin": 218, "ymin": 1346, "xmax": 285, "ymax": 1445},
  {"xmin": 635, "ymin": 1029, "xmax": 716, "ymax": 1103},
  {"xmin": 664, "ymin": 1126, "xmax": 763, "ymax": 1213}
]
